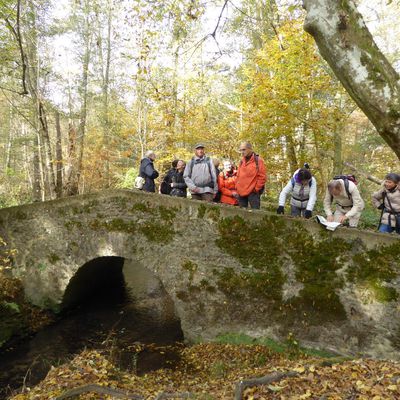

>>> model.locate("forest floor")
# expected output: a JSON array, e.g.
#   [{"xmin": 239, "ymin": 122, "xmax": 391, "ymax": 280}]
[{"xmin": 9, "ymin": 341, "xmax": 400, "ymax": 400}]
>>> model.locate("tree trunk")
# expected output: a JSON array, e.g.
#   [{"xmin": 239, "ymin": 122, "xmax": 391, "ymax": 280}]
[
  {"xmin": 98, "ymin": 0, "xmax": 113, "ymax": 188},
  {"xmin": 38, "ymin": 100, "xmax": 56, "ymax": 198},
  {"xmin": 32, "ymin": 134, "xmax": 42, "ymax": 202},
  {"xmin": 75, "ymin": 2, "xmax": 92, "ymax": 195},
  {"xmin": 285, "ymin": 133, "xmax": 298, "ymax": 173},
  {"xmin": 333, "ymin": 129, "xmax": 342, "ymax": 175},
  {"xmin": 302, "ymin": 0, "xmax": 400, "ymax": 160},
  {"xmin": 55, "ymin": 111, "xmax": 63, "ymax": 198},
  {"xmin": 64, "ymin": 123, "xmax": 78, "ymax": 196}
]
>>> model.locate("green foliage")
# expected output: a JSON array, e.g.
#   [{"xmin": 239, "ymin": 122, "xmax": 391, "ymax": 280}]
[
  {"xmin": 116, "ymin": 168, "xmax": 138, "ymax": 190},
  {"xmin": 215, "ymin": 332, "xmax": 340, "ymax": 359}
]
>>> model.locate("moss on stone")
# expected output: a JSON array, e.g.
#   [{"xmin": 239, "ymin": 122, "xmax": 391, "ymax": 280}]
[
  {"xmin": 348, "ymin": 242, "xmax": 400, "ymax": 302},
  {"xmin": 81, "ymin": 200, "xmax": 99, "ymax": 213},
  {"xmin": 197, "ymin": 204, "xmax": 207, "ymax": 219},
  {"xmin": 139, "ymin": 222, "xmax": 174, "ymax": 243},
  {"xmin": 88, "ymin": 218, "xmax": 136, "ymax": 234},
  {"xmin": 215, "ymin": 215, "xmax": 287, "ymax": 301},
  {"xmin": 158, "ymin": 205, "xmax": 177, "ymax": 221},
  {"xmin": 182, "ymin": 260, "xmax": 198, "ymax": 281},
  {"xmin": 131, "ymin": 202, "xmax": 154, "ymax": 214},
  {"xmin": 196, "ymin": 204, "xmax": 220, "ymax": 221},
  {"xmin": 105, "ymin": 218, "xmax": 136, "ymax": 233},
  {"xmin": 176, "ymin": 290, "xmax": 190, "ymax": 302},
  {"xmin": 48, "ymin": 253, "xmax": 60, "ymax": 264},
  {"xmin": 214, "ymin": 267, "xmax": 284, "ymax": 301},
  {"xmin": 64, "ymin": 220, "xmax": 83, "ymax": 229},
  {"xmin": 362, "ymin": 280, "xmax": 398, "ymax": 303},
  {"xmin": 215, "ymin": 215, "xmax": 357, "ymax": 322},
  {"xmin": 14, "ymin": 210, "xmax": 27, "ymax": 220}
]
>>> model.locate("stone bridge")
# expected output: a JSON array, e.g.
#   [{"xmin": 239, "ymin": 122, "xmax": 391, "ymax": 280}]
[{"xmin": 1, "ymin": 189, "xmax": 400, "ymax": 359}]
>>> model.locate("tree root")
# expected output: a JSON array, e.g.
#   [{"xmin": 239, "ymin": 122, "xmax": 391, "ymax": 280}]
[
  {"xmin": 54, "ymin": 384, "xmax": 195, "ymax": 400},
  {"xmin": 234, "ymin": 371, "xmax": 299, "ymax": 400},
  {"xmin": 154, "ymin": 392, "xmax": 195, "ymax": 399},
  {"xmin": 54, "ymin": 384, "xmax": 144, "ymax": 399}
]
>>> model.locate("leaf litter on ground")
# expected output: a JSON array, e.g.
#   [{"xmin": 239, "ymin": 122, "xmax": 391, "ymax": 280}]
[{"xmin": 9, "ymin": 343, "xmax": 400, "ymax": 400}]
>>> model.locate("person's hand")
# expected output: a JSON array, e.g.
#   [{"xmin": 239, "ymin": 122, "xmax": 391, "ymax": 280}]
[
  {"xmin": 192, "ymin": 187, "xmax": 200, "ymax": 193},
  {"xmin": 327, "ymin": 215, "xmax": 334, "ymax": 222},
  {"xmin": 304, "ymin": 210, "xmax": 312, "ymax": 219},
  {"xmin": 170, "ymin": 182, "xmax": 175, "ymax": 188},
  {"xmin": 339, "ymin": 215, "xmax": 348, "ymax": 224},
  {"xmin": 277, "ymin": 206, "xmax": 284, "ymax": 215},
  {"xmin": 232, "ymin": 192, "xmax": 239, "ymax": 199},
  {"xmin": 378, "ymin": 203, "xmax": 384, "ymax": 210}
]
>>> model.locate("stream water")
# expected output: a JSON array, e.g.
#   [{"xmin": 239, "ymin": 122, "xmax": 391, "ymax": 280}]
[{"xmin": 0, "ymin": 257, "xmax": 184, "ymax": 399}]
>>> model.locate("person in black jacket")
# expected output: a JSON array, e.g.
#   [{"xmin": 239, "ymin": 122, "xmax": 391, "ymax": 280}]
[
  {"xmin": 170, "ymin": 160, "xmax": 187, "ymax": 197},
  {"xmin": 160, "ymin": 159, "xmax": 179, "ymax": 195},
  {"xmin": 139, "ymin": 151, "xmax": 159, "ymax": 192}
]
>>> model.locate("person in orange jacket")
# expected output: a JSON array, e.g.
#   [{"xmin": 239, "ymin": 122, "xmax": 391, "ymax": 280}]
[
  {"xmin": 218, "ymin": 160, "xmax": 238, "ymax": 205},
  {"xmin": 236, "ymin": 141, "xmax": 266, "ymax": 209}
]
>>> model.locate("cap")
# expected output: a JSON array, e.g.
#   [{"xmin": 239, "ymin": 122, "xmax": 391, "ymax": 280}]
[{"xmin": 194, "ymin": 143, "xmax": 205, "ymax": 149}]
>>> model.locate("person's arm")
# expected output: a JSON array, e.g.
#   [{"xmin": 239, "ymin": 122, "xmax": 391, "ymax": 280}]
[
  {"xmin": 346, "ymin": 183, "xmax": 365, "ymax": 217},
  {"xmin": 372, "ymin": 188, "xmax": 384, "ymax": 209},
  {"xmin": 183, "ymin": 162, "xmax": 196, "ymax": 191},
  {"xmin": 173, "ymin": 177, "xmax": 187, "ymax": 189},
  {"xmin": 255, "ymin": 157, "xmax": 267, "ymax": 193},
  {"xmin": 209, "ymin": 160, "xmax": 218, "ymax": 194},
  {"xmin": 278, "ymin": 180, "xmax": 293, "ymax": 206},
  {"xmin": 323, "ymin": 188, "xmax": 333, "ymax": 217},
  {"xmin": 306, "ymin": 178, "xmax": 317, "ymax": 211},
  {"xmin": 144, "ymin": 163, "xmax": 158, "ymax": 179}
]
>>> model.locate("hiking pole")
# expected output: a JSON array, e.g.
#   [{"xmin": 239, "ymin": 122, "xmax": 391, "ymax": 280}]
[{"xmin": 377, "ymin": 204, "xmax": 385, "ymax": 231}]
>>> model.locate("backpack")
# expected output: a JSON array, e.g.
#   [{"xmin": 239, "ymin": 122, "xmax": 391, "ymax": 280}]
[
  {"xmin": 239, "ymin": 154, "xmax": 260, "ymax": 171},
  {"xmin": 333, "ymin": 175, "xmax": 357, "ymax": 200},
  {"xmin": 134, "ymin": 176, "xmax": 145, "ymax": 190},
  {"xmin": 160, "ymin": 170, "xmax": 173, "ymax": 195}
]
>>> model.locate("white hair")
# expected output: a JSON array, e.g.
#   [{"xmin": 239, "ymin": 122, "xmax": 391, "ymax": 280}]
[{"xmin": 145, "ymin": 150, "xmax": 155, "ymax": 158}]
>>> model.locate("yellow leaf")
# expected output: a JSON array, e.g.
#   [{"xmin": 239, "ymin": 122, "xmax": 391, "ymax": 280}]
[
  {"xmin": 299, "ymin": 389, "xmax": 312, "ymax": 399},
  {"xmin": 388, "ymin": 385, "xmax": 397, "ymax": 391},
  {"xmin": 293, "ymin": 366, "xmax": 306, "ymax": 373}
]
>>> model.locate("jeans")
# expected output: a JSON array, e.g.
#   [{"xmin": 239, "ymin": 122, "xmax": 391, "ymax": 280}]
[
  {"xmin": 291, "ymin": 205, "xmax": 306, "ymax": 217},
  {"xmin": 379, "ymin": 224, "xmax": 396, "ymax": 234},
  {"xmin": 238, "ymin": 192, "xmax": 261, "ymax": 209}
]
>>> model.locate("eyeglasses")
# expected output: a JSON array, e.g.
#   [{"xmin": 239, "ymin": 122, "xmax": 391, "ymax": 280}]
[{"xmin": 239, "ymin": 149, "xmax": 247, "ymax": 152}]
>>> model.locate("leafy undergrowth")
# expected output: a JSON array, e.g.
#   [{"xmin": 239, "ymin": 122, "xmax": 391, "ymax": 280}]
[
  {"xmin": 0, "ymin": 252, "xmax": 54, "ymax": 347},
  {"xmin": 10, "ymin": 343, "xmax": 400, "ymax": 400}
]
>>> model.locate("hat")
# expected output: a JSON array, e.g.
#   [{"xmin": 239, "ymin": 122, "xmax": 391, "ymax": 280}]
[{"xmin": 194, "ymin": 143, "xmax": 205, "ymax": 149}]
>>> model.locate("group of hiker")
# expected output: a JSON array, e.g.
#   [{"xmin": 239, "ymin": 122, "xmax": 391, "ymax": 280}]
[
  {"xmin": 137, "ymin": 142, "xmax": 267, "ymax": 210},
  {"xmin": 136, "ymin": 142, "xmax": 400, "ymax": 235}
]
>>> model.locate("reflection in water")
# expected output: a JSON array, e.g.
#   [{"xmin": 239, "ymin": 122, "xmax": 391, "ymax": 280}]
[{"xmin": 0, "ymin": 257, "xmax": 183, "ymax": 399}]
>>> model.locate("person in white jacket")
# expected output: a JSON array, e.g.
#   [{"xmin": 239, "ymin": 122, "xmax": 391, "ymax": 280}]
[
  {"xmin": 323, "ymin": 178, "xmax": 364, "ymax": 227},
  {"xmin": 277, "ymin": 168, "xmax": 317, "ymax": 219}
]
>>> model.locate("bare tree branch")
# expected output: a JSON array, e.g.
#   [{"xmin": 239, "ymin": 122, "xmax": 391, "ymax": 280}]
[
  {"xmin": 211, "ymin": 0, "xmax": 228, "ymax": 39},
  {"xmin": 234, "ymin": 371, "xmax": 299, "ymax": 400},
  {"xmin": 343, "ymin": 162, "xmax": 382, "ymax": 185},
  {"xmin": 3, "ymin": 0, "xmax": 29, "ymax": 96},
  {"xmin": 55, "ymin": 384, "xmax": 144, "ymax": 400},
  {"xmin": 154, "ymin": 392, "xmax": 195, "ymax": 400}
]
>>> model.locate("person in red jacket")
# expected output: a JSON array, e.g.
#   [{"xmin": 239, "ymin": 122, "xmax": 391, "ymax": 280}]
[
  {"xmin": 218, "ymin": 160, "xmax": 238, "ymax": 205},
  {"xmin": 236, "ymin": 141, "xmax": 266, "ymax": 209}
]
